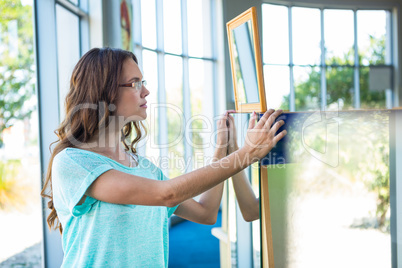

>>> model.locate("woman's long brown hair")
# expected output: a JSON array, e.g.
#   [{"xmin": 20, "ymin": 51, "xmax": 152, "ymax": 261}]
[{"xmin": 41, "ymin": 47, "xmax": 146, "ymax": 234}]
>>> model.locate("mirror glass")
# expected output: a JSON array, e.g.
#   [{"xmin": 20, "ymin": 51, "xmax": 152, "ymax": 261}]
[
  {"xmin": 230, "ymin": 19, "xmax": 260, "ymax": 104},
  {"xmin": 228, "ymin": 113, "xmax": 261, "ymax": 266},
  {"xmin": 262, "ymin": 110, "xmax": 393, "ymax": 267},
  {"xmin": 251, "ymin": 161, "xmax": 261, "ymax": 267}
]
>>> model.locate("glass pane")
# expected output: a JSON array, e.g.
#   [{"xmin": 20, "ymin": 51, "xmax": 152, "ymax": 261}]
[
  {"xmin": 69, "ymin": 0, "xmax": 78, "ymax": 5},
  {"xmin": 324, "ymin": 9, "xmax": 354, "ymax": 65},
  {"xmin": 262, "ymin": 4, "xmax": 289, "ymax": 64},
  {"xmin": 141, "ymin": 0, "xmax": 157, "ymax": 49},
  {"xmin": 0, "ymin": 1, "xmax": 42, "ymax": 266},
  {"xmin": 229, "ymin": 178, "xmax": 238, "ymax": 266},
  {"xmin": 264, "ymin": 65, "xmax": 290, "ymax": 110},
  {"xmin": 231, "ymin": 113, "xmax": 260, "ymax": 267},
  {"xmin": 326, "ymin": 67, "xmax": 354, "ymax": 110},
  {"xmin": 165, "ymin": 55, "xmax": 184, "ymax": 177},
  {"xmin": 189, "ymin": 59, "xmax": 213, "ymax": 170},
  {"xmin": 142, "ymin": 50, "xmax": 160, "ymax": 164},
  {"xmin": 292, "ymin": 7, "xmax": 321, "ymax": 65},
  {"xmin": 187, "ymin": 0, "xmax": 212, "ymax": 57},
  {"xmin": 294, "ymin": 66, "xmax": 321, "ymax": 111},
  {"xmin": 230, "ymin": 19, "xmax": 260, "ymax": 105},
  {"xmin": 360, "ymin": 67, "xmax": 387, "ymax": 109},
  {"xmin": 357, "ymin": 10, "xmax": 388, "ymax": 66},
  {"xmin": 56, "ymin": 4, "xmax": 80, "ymax": 121},
  {"xmin": 163, "ymin": 0, "xmax": 182, "ymax": 54},
  {"xmin": 266, "ymin": 111, "xmax": 391, "ymax": 267},
  {"xmin": 251, "ymin": 162, "xmax": 261, "ymax": 268}
]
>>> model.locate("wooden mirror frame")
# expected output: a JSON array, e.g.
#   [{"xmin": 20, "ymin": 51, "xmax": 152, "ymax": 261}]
[{"xmin": 227, "ymin": 7, "xmax": 266, "ymax": 113}]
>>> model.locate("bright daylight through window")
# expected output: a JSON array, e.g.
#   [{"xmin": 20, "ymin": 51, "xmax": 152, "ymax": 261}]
[
  {"xmin": 262, "ymin": 3, "xmax": 394, "ymax": 267},
  {"xmin": 0, "ymin": 0, "xmax": 42, "ymax": 266},
  {"xmin": 263, "ymin": 4, "xmax": 392, "ymax": 112},
  {"xmin": 138, "ymin": 0, "xmax": 216, "ymax": 178}
]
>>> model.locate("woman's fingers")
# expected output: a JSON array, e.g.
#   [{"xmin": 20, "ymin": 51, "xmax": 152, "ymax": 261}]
[
  {"xmin": 270, "ymin": 120, "xmax": 285, "ymax": 134},
  {"xmin": 256, "ymin": 109, "xmax": 275, "ymax": 129},
  {"xmin": 228, "ymin": 115, "xmax": 235, "ymax": 131},
  {"xmin": 216, "ymin": 112, "xmax": 230, "ymax": 146},
  {"xmin": 248, "ymin": 112, "xmax": 257, "ymax": 130},
  {"xmin": 264, "ymin": 109, "xmax": 283, "ymax": 129},
  {"xmin": 273, "ymin": 129, "xmax": 287, "ymax": 144}
]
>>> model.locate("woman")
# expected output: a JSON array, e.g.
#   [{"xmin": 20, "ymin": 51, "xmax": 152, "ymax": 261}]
[{"xmin": 41, "ymin": 47, "xmax": 286, "ymax": 267}]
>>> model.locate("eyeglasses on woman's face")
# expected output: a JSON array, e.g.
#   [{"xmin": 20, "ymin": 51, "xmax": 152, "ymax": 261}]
[{"xmin": 119, "ymin": 80, "xmax": 147, "ymax": 91}]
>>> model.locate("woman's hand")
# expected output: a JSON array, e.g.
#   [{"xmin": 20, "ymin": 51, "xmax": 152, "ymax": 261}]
[
  {"xmin": 215, "ymin": 110, "xmax": 236, "ymax": 152},
  {"xmin": 239, "ymin": 109, "xmax": 286, "ymax": 163},
  {"xmin": 215, "ymin": 112, "xmax": 229, "ymax": 150},
  {"xmin": 227, "ymin": 113, "xmax": 238, "ymax": 154},
  {"xmin": 213, "ymin": 111, "xmax": 232, "ymax": 161}
]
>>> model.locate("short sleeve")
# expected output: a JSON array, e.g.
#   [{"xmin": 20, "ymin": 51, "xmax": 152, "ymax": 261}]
[
  {"xmin": 52, "ymin": 148, "xmax": 113, "ymax": 217},
  {"xmin": 157, "ymin": 168, "xmax": 179, "ymax": 218}
]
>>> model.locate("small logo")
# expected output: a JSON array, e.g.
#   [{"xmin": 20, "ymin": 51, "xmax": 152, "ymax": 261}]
[{"xmin": 301, "ymin": 108, "xmax": 339, "ymax": 167}]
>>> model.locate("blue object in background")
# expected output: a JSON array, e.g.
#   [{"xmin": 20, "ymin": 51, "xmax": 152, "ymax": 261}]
[
  {"xmin": 260, "ymin": 112, "xmax": 292, "ymax": 166},
  {"xmin": 168, "ymin": 211, "xmax": 221, "ymax": 268}
]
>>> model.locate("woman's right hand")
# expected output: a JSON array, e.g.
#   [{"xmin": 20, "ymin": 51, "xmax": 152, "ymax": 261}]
[
  {"xmin": 227, "ymin": 114, "xmax": 238, "ymax": 154},
  {"xmin": 239, "ymin": 109, "xmax": 286, "ymax": 162}
]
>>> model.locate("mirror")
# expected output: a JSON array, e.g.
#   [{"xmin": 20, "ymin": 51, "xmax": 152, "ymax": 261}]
[
  {"xmin": 228, "ymin": 113, "xmax": 261, "ymax": 266},
  {"xmin": 227, "ymin": 7, "xmax": 266, "ymax": 113}
]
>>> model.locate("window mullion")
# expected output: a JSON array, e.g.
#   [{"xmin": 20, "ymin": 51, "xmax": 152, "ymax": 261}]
[
  {"xmin": 386, "ymin": 11, "xmax": 393, "ymax": 108},
  {"xmin": 79, "ymin": 12, "xmax": 88, "ymax": 56},
  {"xmin": 211, "ymin": 0, "xmax": 218, "ymax": 118},
  {"xmin": 181, "ymin": 0, "xmax": 192, "ymax": 172},
  {"xmin": 156, "ymin": 0, "xmax": 168, "ymax": 172},
  {"xmin": 133, "ymin": 0, "xmax": 148, "ymax": 156},
  {"xmin": 78, "ymin": 0, "xmax": 88, "ymax": 56},
  {"xmin": 320, "ymin": 8, "xmax": 327, "ymax": 111},
  {"xmin": 288, "ymin": 6, "xmax": 295, "ymax": 112},
  {"xmin": 354, "ymin": 10, "xmax": 360, "ymax": 109},
  {"xmin": 133, "ymin": 0, "xmax": 143, "ymax": 63}
]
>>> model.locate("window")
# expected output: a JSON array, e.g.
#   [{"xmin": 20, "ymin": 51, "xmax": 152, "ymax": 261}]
[
  {"xmin": 55, "ymin": 0, "xmax": 89, "ymax": 120},
  {"xmin": 0, "ymin": 1, "xmax": 41, "ymax": 265},
  {"xmin": 261, "ymin": 2, "xmax": 396, "ymax": 266},
  {"xmin": 134, "ymin": 0, "xmax": 218, "ymax": 177},
  {"xmin": 262, "ymin": 4, "xmax": 393, "ymax": 111},
  {"xmin": 34, "ymin": 1, "xmax": 90, "ymax": 266}
]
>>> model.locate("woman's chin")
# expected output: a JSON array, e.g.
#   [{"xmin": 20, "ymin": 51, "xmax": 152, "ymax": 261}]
[
  {"xmin": 138, "ymin": 112, "xmax": 147, "ymax": 121},
  {"xmin": 140, "ymin": 110, "xmax": 147, "ymax": 119},
  {"xmin": 123, "ymin": 112, "xmax": 147, "ymax": 122}
]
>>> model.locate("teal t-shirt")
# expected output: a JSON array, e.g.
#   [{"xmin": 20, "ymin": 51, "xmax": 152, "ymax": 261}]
[{"xmin": 52, "ymin": 147, "xmax": 178, "ymax": 267}]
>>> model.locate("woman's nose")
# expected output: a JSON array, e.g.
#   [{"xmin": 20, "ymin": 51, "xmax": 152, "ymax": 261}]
[{"xmin": 142, "ymin": 86, "xmax": 150, "ymax": 98}]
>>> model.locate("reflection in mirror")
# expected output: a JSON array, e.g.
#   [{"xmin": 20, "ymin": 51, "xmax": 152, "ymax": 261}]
[
  {"xmin": 230, "ymin": 20, "xmax": 259, "ymax": 104},
  {"xmin": 230, "ymin": 113, "xmax": 261, "ymax": 266},
  {"xmin": 262, "ymin": 110, "xmax": 393, "ymax": 267},
  {"xmin": 228, "ymin": 179, "xmax": 238, "ymax": 266},
  {"xmin": 250, "ymin": 161, "xmax": 261, "ymax": 267}
]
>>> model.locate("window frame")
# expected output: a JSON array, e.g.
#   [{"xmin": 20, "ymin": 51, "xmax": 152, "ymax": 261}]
[
  {"xmin": 262, "ymin": 1, "xmax": 395, "ymax": 111},
  {"xmin": 35, "ymin": 0, "xmax": 89, "ymax": 267},
  {"xmin": 132, "ymin": 0, "xmax": 220, "ymax": 175}
]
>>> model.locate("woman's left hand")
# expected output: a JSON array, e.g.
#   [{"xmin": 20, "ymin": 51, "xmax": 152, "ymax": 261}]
[
  {"xmin": 215, "ymin": 110, "xmax": 236, "ymax": 152},
  {"xmin": 227, "ymin": 113, "xmax": 239, "ymax": 154}
]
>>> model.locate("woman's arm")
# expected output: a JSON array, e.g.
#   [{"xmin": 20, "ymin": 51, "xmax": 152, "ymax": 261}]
[
  {"xmin": 232, "ymin": 169, "xmax": 259, "ymax": 222},
  {"xmin": 228, "ymin": 113, "xmax": 260, "ymax": 222},
  {"xmin": 86, "ymin": 109, "xmax": 286, "ymax": 211}
]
